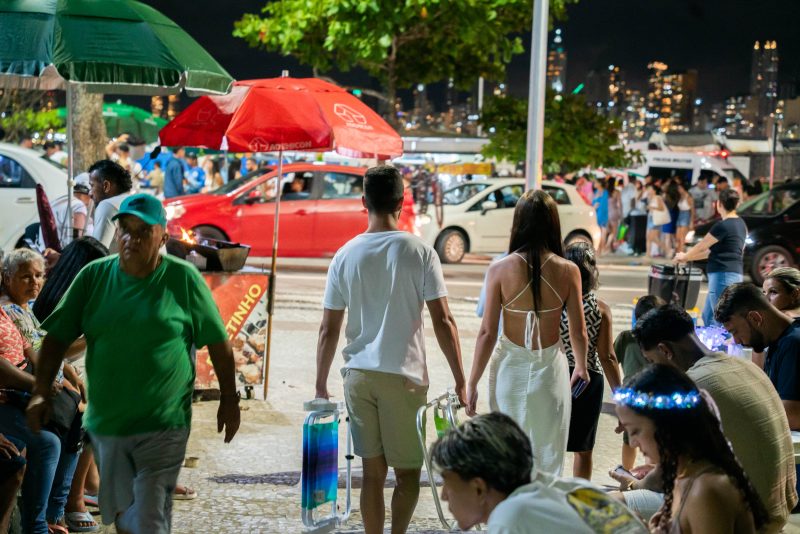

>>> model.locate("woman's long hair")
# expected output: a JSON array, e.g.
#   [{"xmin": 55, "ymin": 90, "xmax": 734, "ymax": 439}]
[
  {"xmin": 664, "ymin": 181, "xmax": 681, "ymax": 209},
  {"xmin": 33, "ymin": 237, "xmax": 108, "ymax": 322},
  {"xmin": 508, "ymin": 189, "xmax": 563, "ymax": 313},
  {"xmin": 624, "ymin": 365, "xmax": 767, "ymax": 532}
]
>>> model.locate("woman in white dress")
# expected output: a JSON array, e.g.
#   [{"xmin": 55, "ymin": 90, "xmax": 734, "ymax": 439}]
[{"xmin": 466, "ymin": 190, "xmax": 589, "ymax": 475}]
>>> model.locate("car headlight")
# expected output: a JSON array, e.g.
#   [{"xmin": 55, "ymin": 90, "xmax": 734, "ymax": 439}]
[
  {"xmin": 415, "ymin": 214, "xmax": 432, "ymax": 227},
  {"xmin": 165, "ymin": 204, "xmax": 186, "ymax": 221}
]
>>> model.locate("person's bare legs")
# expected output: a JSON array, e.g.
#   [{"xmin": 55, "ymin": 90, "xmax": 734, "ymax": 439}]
[
  {"xmin": 84, "ymin": 456, "xmax": 99, "ymax": 496},
  {"xmin": 621, "ymin": 443, "xmax": 637, "ymax": 471},
  {"xmin": 66, "ymin": 448, "xmax": 94, "ymax": 511},
  {"xmin": 391, "ymin": 468, "xmax": 421, "ymax": 534},
  {"xmin": 361, "ymin": 456, "xmax": 388, "ymax": 534},
  {"xmin": 572, "ymin": 450, "xmax": 593, "ymax": 480},
  {"xmin": 0, "ymin": 453, "xmax": 25, "ymax": 533}
]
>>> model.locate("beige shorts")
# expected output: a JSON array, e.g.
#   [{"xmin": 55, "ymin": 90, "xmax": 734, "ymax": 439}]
[{"xmin": 343, "ymin": 369, "xmax": 428, "ymax": 469}]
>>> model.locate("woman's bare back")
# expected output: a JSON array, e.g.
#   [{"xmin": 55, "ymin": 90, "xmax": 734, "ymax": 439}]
[{"xmin": 492, "ymin": 252, "xmax": 574, "ymax": 349}]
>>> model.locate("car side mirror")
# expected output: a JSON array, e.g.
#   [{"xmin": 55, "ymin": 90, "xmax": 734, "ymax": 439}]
[
  {"xmin": 481, "ymin": 200, "xmax": 498, "ymax": 214},
  {"xmin": 243, "ymin": 190, "xmax": 262, "ymax": 205}
]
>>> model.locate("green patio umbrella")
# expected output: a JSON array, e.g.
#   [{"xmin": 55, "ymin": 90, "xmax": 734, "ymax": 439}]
[
  {"xmin": 56, "ymin": 102, "xmax": 169, "ymax": 143},
  {"xmin": 0, "ymin": 0, "xmax": 233, "ymax": 96},
  {"xmin": 0, "ymin": 0, "xmax": 234, "ymax": 228}
]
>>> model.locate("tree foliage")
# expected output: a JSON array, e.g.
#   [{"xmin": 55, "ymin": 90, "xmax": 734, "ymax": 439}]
[
  {"xmin": 479, "ymin": 91, "xmax": 638, "ymax": 172},
  {"xmin": 233, "ymin": 0, "xmax": 578, "ymax": 109},
  {"xmin": 0, "ymin": 90, "xmax": 63, "ymax": 142}
]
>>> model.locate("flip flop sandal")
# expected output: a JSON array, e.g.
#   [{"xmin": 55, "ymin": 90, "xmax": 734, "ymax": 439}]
[
  {"xmin": 47, "ymin": 523, "xmax": 69, "ymax": 534},
  {"xmin": 173, "ymin": 486, "xmax": 198, "ymax": 500},
  {"xmin": 83, "ymin": 493, "xmax": 99, "ymax": 508},
  {"xmin": 65, "ymin": 511, "xmax": 100, "ymax": 532}
]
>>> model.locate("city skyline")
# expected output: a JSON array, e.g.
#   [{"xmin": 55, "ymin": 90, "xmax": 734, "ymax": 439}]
[{"xmin": 141, "ymin": 0, "xmax": 799, "ymax": 111}]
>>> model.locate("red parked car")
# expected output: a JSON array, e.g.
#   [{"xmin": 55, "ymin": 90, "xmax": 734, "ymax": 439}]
[{"xmin": 164, "ymin": 163, "xmax": 417, "ymax": 257}]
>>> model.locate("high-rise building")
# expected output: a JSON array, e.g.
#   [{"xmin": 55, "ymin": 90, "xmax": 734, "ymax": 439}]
[
  {"xmin": 620, "ymin": 89, "xmax": 647, "ymax": 140},
  {"xmin": 646, "ymin": 61, "xmax": 669, "ymax": 132},
  {"xmin": 661, "ymin": 69, "xmax": 698, "ymax": 132},
  {"xmin": 724, "ymin": 95, "xmax": 758, "ymax": 137},
  {"xmin": 750, "ymin": 40, "xmax": 779, "ymax": 135},
  {"xmin": 547, "ymin": 28, "xmax": 567, "ymax": 93}
]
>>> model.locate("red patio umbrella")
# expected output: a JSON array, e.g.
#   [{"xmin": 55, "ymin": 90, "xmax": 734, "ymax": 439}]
[{"xmin": 160, "ymin": 75, "xmax": 403, "ymax": 398}]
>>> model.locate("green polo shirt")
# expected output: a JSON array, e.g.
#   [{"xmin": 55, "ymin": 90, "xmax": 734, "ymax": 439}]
[{"xmin": 43, "ymin": 254, "xmax": 227, "ymax": 436}]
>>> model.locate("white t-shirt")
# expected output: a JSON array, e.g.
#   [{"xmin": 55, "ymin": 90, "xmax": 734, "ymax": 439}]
[
  {"xmin": 38, "ymin": 196, "xmax": 88, "ymax": 249},
  {"xmin": 488, "ymin": 471, "xmax": 648, "ymax": 534},
  {"xmin": 92, "ymin": 192, "xmax": 132, "ymax": 252},
  {"xmin": 323, "ymin": 231, "xmax": 447, "ymax": 385}
]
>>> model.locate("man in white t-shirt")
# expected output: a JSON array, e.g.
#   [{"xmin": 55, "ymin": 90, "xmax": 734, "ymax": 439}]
[
  {"xmin": 315, "ymin": 165, "xmax": 467, "ymax": 534},
  {"xmin": 38, "ymin": 172, "xmax": 93, "ymax": 250},
  {"xmin": 430, "ymin": 412, "xmax": 648, "ymax": 534},
  {"xmin": 88, "ymin": 159, "xmax": 133, "ymax": 252}
]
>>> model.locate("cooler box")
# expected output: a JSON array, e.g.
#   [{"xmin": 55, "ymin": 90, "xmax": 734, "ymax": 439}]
[{"xmin": 648, "ymin": 263, "xmax": 703, "ymax": 309}]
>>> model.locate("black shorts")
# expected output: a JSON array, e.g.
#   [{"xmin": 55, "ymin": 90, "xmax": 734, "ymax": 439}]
[{"xmin": 567, "ymin": 368, "xmax": 604, "ymax": 452}]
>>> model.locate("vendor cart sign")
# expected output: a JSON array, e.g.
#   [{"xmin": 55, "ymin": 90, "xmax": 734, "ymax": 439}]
[{"xmin": 195, "ymin": 272, "xmax": 269, "ymax": 389}]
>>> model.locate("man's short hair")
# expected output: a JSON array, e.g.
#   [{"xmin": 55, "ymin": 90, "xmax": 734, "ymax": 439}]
[
  {"xmin": 632, "ymin": 304, "xmax": 694, "ymax": 351},
  {"xmin": 43, "ymin": 141, "xmax": 56, "ymax": 150},
  {"xmin": 715, "ymin": 283, "xmax": 771, "ymax": 324},
  {"xmin": 634, "ymin": 294, "xmax": 667, "ymax": 322},
  {"xmin": 364, "ymin": 165, "xmax": 404, "ymax": 214},
  {"xmin": 88, "ymin": 159, "xmax": 133, "ymax": 193},
  {"xmin": 430, "ymin": 412, "xmax": 532, "ymax": 496},
  {"xmin": 697, "ymin": 175, "xmax": 708, "ymax": 183},
  {"xmin": 718, "ymin": 188, "xmax": 740, "ymax": 212},
  {"xmin": 716, "ymin": 176, "xmax": 729, "ymax": 185}
]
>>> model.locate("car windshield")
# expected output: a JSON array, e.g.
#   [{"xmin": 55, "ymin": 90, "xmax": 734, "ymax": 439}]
[
  {"xmin": 211, "ymin": 168, "xmax": 273, "ymax": 195},
  {"xmin": 739, "ymin": 188, "xmax": 800, "ymax": 216},
  {"xmin": 442, "ymin": 183, "xmax": 490, "ymax": 205}
]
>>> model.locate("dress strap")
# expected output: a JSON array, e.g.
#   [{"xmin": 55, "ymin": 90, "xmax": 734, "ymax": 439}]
[{"xmin": 672, "ymin": 465, "xmax": 719, "ymax": 531}]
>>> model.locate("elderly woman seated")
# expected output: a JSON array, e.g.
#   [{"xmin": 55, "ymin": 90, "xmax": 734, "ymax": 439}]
[
  {"xmin": 0, "ymin": 249, "xmax": 84, "ymax": 534},
  {"xmin": 429, "ymin": 412, "xmax": 648, "ymax": 533}
]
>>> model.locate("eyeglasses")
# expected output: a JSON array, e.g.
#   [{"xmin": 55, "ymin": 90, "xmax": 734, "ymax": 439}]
[{"xmin": 115, "ymin": 221, "xmax": 155, "ymax": 241}]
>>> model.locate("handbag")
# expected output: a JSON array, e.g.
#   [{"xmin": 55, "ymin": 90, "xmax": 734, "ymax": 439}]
[
  {"xmin": 651, "ymin": 206, "xmax": 670, "ymax": 226},
  {"xmin": 18, "ymin": 361, "xmax": 83, "ymax": 450}
]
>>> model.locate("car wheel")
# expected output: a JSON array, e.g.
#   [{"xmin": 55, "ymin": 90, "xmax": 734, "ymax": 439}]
[
  {"xmin": 193, "ymin": 225, "xmax": 227, "ymax": 242},
  {"xmin": 436, "ymin": 229, "xmax": 467, "ymax": 264},
  {"xmin": 565, "ymin": 231, "xmax": 592, "ymax": 247},
  {"xmin": 752, "ymin": 245, "xmax": 794, "ymax": 285}
]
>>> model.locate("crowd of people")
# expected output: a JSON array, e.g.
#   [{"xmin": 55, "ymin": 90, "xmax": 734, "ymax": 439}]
[
  {"xmin": 315, "ymin": 164, "xmax": 800, "ymax": 534},
  {"xmin": 1, "ymin": 151, "xmax": 796, "ymax": 533},
  {"xmin": 0, "ymin": 153, "xmax": 240, "ymax": 533}
]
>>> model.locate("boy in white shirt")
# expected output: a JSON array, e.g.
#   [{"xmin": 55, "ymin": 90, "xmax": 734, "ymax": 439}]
[{"xmin": 430, "ymin": 413, "xmax": 648, "ymax": 534}]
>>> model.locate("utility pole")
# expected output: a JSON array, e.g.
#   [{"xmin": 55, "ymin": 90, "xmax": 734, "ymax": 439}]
[{"xmin": 524, "ymin": 0, "xmax": 549, "ymax": 190}]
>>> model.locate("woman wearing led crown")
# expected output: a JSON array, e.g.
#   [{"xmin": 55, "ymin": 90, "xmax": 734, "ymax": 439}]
[{"xmin": 615, "ymin": 364, "xmax": 767, "ymax": 533}]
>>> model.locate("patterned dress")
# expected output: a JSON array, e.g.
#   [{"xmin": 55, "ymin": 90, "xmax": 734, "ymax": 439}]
[
  {"xmin": 560, "ymin": 291, "xmax": 603, "ymax": 375},
  {"xmin": 559, "ymin": 291, "xmax": 606, "ymax": 452}
]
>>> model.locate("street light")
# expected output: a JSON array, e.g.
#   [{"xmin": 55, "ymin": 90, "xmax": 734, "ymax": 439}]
[{"xmin": 524, "ymin": 0, "xmax": 549, "ymax": 190}]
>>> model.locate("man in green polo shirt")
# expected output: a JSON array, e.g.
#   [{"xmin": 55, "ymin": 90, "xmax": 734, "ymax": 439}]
[{"xmin": 27, "ymin": 193, "xmax": 240, "ymax": 534}]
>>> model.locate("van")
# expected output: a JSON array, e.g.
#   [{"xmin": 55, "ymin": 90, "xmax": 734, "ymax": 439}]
[{"xmin": 626, "ymin": 150, "xmax": 747, "ymax": 186}]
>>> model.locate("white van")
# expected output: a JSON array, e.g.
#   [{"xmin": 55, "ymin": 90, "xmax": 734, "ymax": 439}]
[{"xmin": 626, "ymin": 150, "xmax": 746, "ymax": 186}]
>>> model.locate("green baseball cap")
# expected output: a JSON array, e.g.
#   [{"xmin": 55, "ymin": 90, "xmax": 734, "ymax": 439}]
[{"xmin": 112, "ymin": 193, "xmax": 167, "ymax": 227}]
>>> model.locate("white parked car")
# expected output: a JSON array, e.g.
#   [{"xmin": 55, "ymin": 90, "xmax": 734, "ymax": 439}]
[
  {"xmin": 0, "ymin": 143, "xmax": 68, "ymax": 251},
  {"xmin": 418, "ymin": 179, "xmax": 602, "ymax": 263}
]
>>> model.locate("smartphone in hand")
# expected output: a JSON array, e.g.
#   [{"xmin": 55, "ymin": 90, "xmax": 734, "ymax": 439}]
[{"xmin": 571, "ymin": 378, "xmax": 588, "ymax": 398}]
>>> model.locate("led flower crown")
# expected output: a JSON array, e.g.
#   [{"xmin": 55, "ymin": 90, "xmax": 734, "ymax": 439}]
[{"xmin": 613, "ymin": 388, "xmax": 702, "ymax": 410}]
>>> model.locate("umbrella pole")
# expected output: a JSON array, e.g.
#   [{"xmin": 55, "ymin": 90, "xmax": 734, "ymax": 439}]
[
  {"xmin": 66, "ymin": 82, "xmax": 75, "ymax": 238},
  {"xmin": 263, "ymin": 149, "xmax": 283, "ymax": 400}
]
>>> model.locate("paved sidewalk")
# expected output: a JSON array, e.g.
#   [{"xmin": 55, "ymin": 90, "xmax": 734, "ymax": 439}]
[{"xmin": 89, "ymin": 279, "xmax": 795, "ymax": 533}]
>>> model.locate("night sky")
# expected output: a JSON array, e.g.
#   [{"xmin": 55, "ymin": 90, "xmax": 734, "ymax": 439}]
[{"xmin": 142, "ymin": 0, "xmax": 800, "ymax": 108}]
